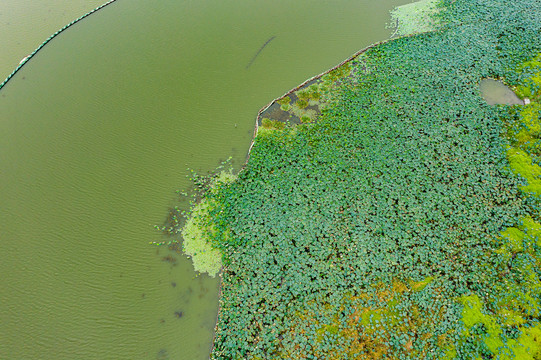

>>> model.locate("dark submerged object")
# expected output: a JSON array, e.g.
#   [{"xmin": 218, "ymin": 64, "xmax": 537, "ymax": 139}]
[{"xmin": 246, "ymin": 36, "xmax": 276, "ymax": 69}]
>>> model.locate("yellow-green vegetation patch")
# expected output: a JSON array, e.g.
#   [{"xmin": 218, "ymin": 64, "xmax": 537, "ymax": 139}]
[
  {"xmin": 510, "ymin": 104, "xmax": 541, "ymax": 147},
  {"xmin": 410, "ymin": 276, "xmax": 434, "ymax": 292},
  {"xmin": 290, "ymin": 104, "xmax": 317, "ymax": 123},
  {"xmin": 273, "ymin": 280, "xmax": 448, "ymax": 359},
  {"xmin": 507, "ymin": 147, "xmax": 541, "ymax": 195},
  {"xmin": 499, "ymin": 226, "xmax": 526, "ymax": 254},
  {"xmin": 276, "ymin": 96, "xmax": 291, "ymax": 105},
  {"xmin": 182, "ymin": 200, "xmax": 222, "ymax": 277},
  {"xmin": 521, "ymin": 104, "xmax": 541, "ymax": 134},
  {"xmin": 260, "ymin": 118, "xmax": 286, "ymax": 131},
  {"xmin": 256, "ymin": 62, "xmax": 353, "ymax": 131},
  {"xmin": 516, "ymin": 53, "xmax": 541, "ymax": 102},
  {"xmin": 181, "ymin": 170, "xmax": 237, "ymax": 277},
  {"xmin": 320, "ymin": 62, "xmax": 353, "ymax": 91},
  {"xmin": 293, "ymin": 82, "xmax": 330, "ymax": 114},
  {"xmin": 446, "ymin": 50, "xmax": 541, "ymax": 360},
  {"xmin": 390, "ymin": 0, "xmax": 442, "ymax": 37},
  {"xmin": 279, "ymin": 103, "xmax": 291, "ymax": 111},
  {"xmin": 276, "ymin": 95, "xmax": 292, "ymax": 112}
]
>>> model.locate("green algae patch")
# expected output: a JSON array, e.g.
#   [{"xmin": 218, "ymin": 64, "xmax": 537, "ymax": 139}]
[
  {"xmin": 499, "ymin": 226, "xmax": 526, "ymax": 254},
  {"xmin": 521, "ymin": 104, "xmax": 541, "ymax": 135},
  {"xmin": 458, "ymin": 294, "xmax": 541, "ymax": 359},
  {"xmin": 181, "ymin": 170, "xmax": 237, "ymax": 277},
  {"xmin": 449, "ymin": 51, "xmax": 541, "ymax": 360},
  {"xmin": 410, "ymin": 276, "xmax": 434, "ymax": 292},
  {"xmin": 522, "ymin": 216, "xmax": 541, "ymax": 245},
  {"xmin": 182, "ymin": 200, "xmax": 223, "ymax": 277},
  {"xmin": 260, "ymin": 118, "xmax": 286, "ymax": 131},
  {"xmin": 256, "ymin": 56, "xmax": 357, "ymax": 130},
  {"xmin": 390, "ymin": 0, "xmax": 442, "ymax": 37},
  {"xmin": 507, "ymin": 147, "xmax": 541, "ymax": 196},
  {"xmin": 516, "ymin": 53, "xmax": 541, "ymax": 102},
  {"xmin": 460, "ymin": 295, "xmax": 503, "ymax": 350}
]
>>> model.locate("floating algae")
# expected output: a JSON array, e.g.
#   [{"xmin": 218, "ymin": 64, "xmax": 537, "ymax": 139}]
[{"xmin": 181, "ymin": 170, "xmax": 237, "ymax": 277}]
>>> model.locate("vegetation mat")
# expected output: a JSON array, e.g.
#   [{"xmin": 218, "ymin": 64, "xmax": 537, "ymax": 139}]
[{"xmin": 180, "ymin": 0, "xmax": 541, "ymax": 358}]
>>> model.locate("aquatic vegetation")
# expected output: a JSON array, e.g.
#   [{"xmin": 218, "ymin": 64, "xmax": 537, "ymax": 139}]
[
  {"xmin": 261, "ymin": 118, "xmax": 286, "ymax": 131},
  {"xmin": 178, "ymin": 0, "xmax": 541, "ymax": 357},
  {"xmin": 296, "ymin": 89, "xmax": 311, "ymax": 101},
  {"xmin": 257, "ymin": 62, "xmax": 354, "ymax": 131},
  {"xmin": 181, "ymin": 169, "xmax": 236, "ymax": 277},
  {"xmin": 290, "ymin": 104, "xmax": 316, "ymax": 123},
  {"xmin": 280, "ymin": 103, "xmax": 291, "ymax": 112},
  {"xmin": 516, "ymin": 54, "xmax": 541, "ymax": 101},
  {"xmin": 390, "ymin": 0, "xmax": 442, "ymax": 37},
  {"xmin": 295, "ymin": 99, "xmax": 308, "ymax": 109},
  {"xmin": 321, "ymin": 62, "xmax": 352, "ymax": 90},
  {"xmin": 507, "ymin": 148, "xmax": 541, "ymax": 196},
  {"xmin": 181, "ymin": 200, "xmax": 223, "ymax": 277},
  {"xmin": 271, "ymin": 96, "xmax": 295, "ymax": 116},
  {"xmin": 300, "ymin": 115, "xmax": 312, "ymax": 123},
  {"xmin": 276, "ymin": 96, "xmax": 291, "ymax": 106}
]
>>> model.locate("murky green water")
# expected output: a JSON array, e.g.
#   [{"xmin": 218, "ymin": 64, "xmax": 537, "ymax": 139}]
[
  {"xmin": 480, "ymin": 78, "xmax": 523, "ymax": 105},
  {"xmin": 0, "ymin": 0, "xmax": 105, "ymax": 80},
  {"xmin": 0, "ymin": 0, "xmax": 410, "ymax": 358}
]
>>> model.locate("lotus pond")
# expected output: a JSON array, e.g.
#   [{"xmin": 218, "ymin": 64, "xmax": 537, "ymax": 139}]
[{"xmin": 181, "ymin": 0, "xmax": 541, "ymax": 358}]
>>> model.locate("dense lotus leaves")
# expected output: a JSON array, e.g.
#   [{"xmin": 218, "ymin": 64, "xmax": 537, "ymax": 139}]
[{"xmin": 177, "ymin": 0, "xmax": 541, "ymax": 358}]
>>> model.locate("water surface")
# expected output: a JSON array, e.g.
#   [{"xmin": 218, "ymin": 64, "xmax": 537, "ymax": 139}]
[
  {"xmin": 0, "ymin": 0, "xmax": 105, "ymax": 79},
  {"xmin": 480, "ymin": 78, "xmax": 523, "ymax": 105},
  {"xmin": 0, "ymin": 0, "xmax": 411, "ymax": 358}
]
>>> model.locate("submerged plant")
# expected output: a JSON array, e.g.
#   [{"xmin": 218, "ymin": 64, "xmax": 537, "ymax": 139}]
[
  {"xmin": 280, "ymin": 103, "xmax": 291, "ymax": 112},
  {"xmin": 276, "ymin": 96, "xmax": 291, "ymax": 105}
]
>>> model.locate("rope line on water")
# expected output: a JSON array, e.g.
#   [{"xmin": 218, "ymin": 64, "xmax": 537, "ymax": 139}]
[{"xmin": 0, "ymin": 0, "xmax": 120, "ymax": 92}]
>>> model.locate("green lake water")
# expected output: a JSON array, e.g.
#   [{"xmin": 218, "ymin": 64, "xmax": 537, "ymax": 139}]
[
  {"xmin": 0, "ymin": 0, "xmax": 106, "ymax": 79},
  {"xmin": 0, "ymin": 0, "xmax": 411, "ymax": 358},
  {"xmin": 479, "ymin": 78, "xmax": 524, "ymax": 106}
]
